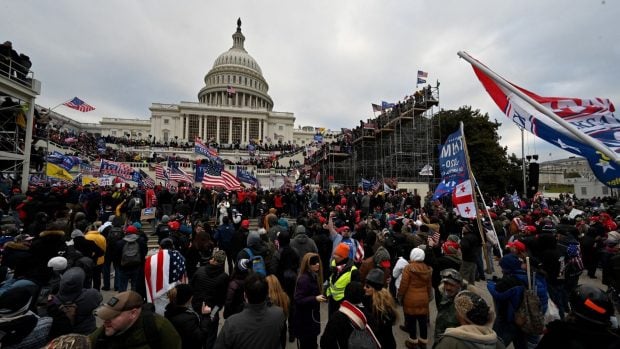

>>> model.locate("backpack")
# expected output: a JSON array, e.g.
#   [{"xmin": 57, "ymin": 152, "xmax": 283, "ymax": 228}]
[
  {"xmin": 514, "ymin": 257, "xmax": 545, "ymax": 335},
  {"xmin": 107, "ymin": 227, "xmax": 123, "ymax": 246},
  {"xmin": 558, "ymin": 239, "xmax": 584, "ymax": 280},
  {"xmin": 130, "ymin": 197, "xmax": 143, "ymax": 212},
  {"xmin": 244, "ymin": 248, "xmax": 267, "ymax": 276},
  {"xmin": 121, "ymin": 240, "xmax": 141, "ymax": 267}
]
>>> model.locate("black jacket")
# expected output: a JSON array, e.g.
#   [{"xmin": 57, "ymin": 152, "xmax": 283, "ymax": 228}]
[
  {"xmin": 164, "ymin": 304, "xmax": 210, "ymax": 349},
  {"xmin": 190, "ymin": 263, "xmax": 228, "ymax": 312}
]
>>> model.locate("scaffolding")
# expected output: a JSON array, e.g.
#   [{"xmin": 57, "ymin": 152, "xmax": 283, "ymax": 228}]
[
  {"xmin": 308, "ymin": 84, "xmax": 440, "ymax": 189},
  {"xmin": 0, "ymin": 54, "xmax": 40, "ymax": 191}
]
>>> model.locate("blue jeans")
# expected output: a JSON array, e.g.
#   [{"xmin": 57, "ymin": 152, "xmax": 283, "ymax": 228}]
[
  {"xmin": 103, "ymin": 259, "xmax": 121, "ymax": 290},
  {"xmin": 118, "ymin": 268, "xmax": 140, "ymax": 292}
]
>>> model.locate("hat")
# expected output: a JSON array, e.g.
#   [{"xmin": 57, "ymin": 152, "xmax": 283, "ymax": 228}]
[
  {"xmin": 132, "ymin": 222, "xmax": 142, "ymax": 230},
  {"xmin": 506, "ymin": 240, "xmax": 526, "ymax": 253},
  {"xmin": 333, "ymin": 243, "xmax": 350, "ymax": 259},
  {"xmin": 0, "ymin": 287, "xmax": 32, "ymax": 317},
  {"xmin": 454, "ymin": 290, "xmax": 493, "ymax": 325},
  {"xmin": 95, "ymin": 291, "xmax": 144, "ymax": 320},
  {"xmin": 241, "ymin": 220, "xmax": 250, "ymax": 229},
  {"xmin": 373, "ymin": 246, "xmax": 391, "ymax": 268},
  {"xmin": 173, "ymin": 284, "xmax": 194, "ymax": 306},
  {"xmin": 295, "ymin": 225, "xmax": 307, "ymax": 235},
  {"xmin": 48, "ymin": 256, "xmax": 68, "ymax": 272},
  {"xmin": 410, "ymin": 247, "xmax": 425, "ymax": 262},
  {"xmin": 447, "ymin": 234, "xmax": 460, "ymax": 243},
  {"xmin": 58, "ymin": 267, "xmax": 85, "ymax": 302},
  {"xmin": 499, "ymin": 254, "xmax": 522, "ymax": 273},
  {"xmin": 71, "ymin": 229, "xmax": 84, "ymax": 239},
  {"xmin": 440, "ymin": 268, "xmax": 463, "ymax": 285},
  {"xmin": 365, "ymin": 268, "xmax": 385, "ymax": 290},
  {"xmin": 606, "ymin": 231, "xmax": 620, "ymax": 244},
  {"xmin": 441, "ymin": 240, "xmax": 461, "ymax": 256},
  {"xmin": 277, "ymin": 218, "xmax": 289, "ymax": 228},
  {"xmin": 247, "ymin": 231, "xmax": 261, "ymax": 247},
  {"xmin": 212, "ymin": 250, "xmax": 227, "ymax": 265},
  {"xmin": 161, "ymin": 215, "xmax": 170, "ymax": 223},
  {"xmin": 168, "ymin": 221, "xmax": 180, "ymax": 231},
  {"xmin": 125, "ymin": 225, "xmax": 138, "ymax": 234},
  {"xmin": 336, "ymin": 226, "xmax": 350, "ymax": 234}
]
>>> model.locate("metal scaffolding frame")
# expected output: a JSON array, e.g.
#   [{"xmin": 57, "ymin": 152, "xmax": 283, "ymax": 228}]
[
  {"xmin": 0, "ymin": 58, "xmax": 40, "ymax": 191},
  {"xmin": 312, "ymin": 84, "xmax": 440, "ymax": 188}
]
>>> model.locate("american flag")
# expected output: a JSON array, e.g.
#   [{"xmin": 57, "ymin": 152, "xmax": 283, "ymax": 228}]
[
  {"xmin": 63, "ymin": 97, "xmax": 96, "ymax": 112},
  {"xmin": 145, "ymin": 249, "xmax": 187, "ymax": 303},
  {"xmin": 139, "ymin": 169, "xmax": 155, "ymax": 188},
  {"xmin": 417, "ymin": 70, "xmax": 428, "ymax": 79},
  {"xmin": 155, "ymin": 164, "xmax": 169, "ymax": 181},
  {"xmin": 169, "ymin": 167, "xmax": 194, "ymax": 184},
  {"xmin": 201, "ymin": 162, "xmax": 241, "ymax": 191}
]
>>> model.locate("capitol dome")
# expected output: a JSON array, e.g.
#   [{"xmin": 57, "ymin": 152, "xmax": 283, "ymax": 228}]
[{"xmin": 198, "ymin": 18, "xmax": 273, "ymax": 111}]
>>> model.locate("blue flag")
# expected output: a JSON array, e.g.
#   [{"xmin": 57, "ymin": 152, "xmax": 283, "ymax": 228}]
[
  {"xmin": 433, "ymin": 127, "xmax": 469, "ymax": 200},
  {"xmin": 381, "ymin": 101, "xmax": 395, "ymax": 109},
  {"xmin": 236, "ymin": 167, "xmax": 258, "ymax": 185}
]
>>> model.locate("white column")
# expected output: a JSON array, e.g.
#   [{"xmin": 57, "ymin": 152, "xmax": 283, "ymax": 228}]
[
  {"xmin": 259, "ymin": 119, "xmax": 263, "ymax": 140},
  {"xmin": 216, "ymin": 116, "xmax": 221, "ymax": 144},
  {"xmin": 184, "ymin": 115, "xmax": 189, "ymax": 141},
  {"xmin": 228, "ymin": 118, "xmax": 233, "ymax": 144},
  {"xmin": 241, "ymin": 118, "xmax": 246, "ymax": 144}
]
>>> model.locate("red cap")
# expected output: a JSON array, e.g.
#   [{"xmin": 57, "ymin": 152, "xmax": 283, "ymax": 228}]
[
  {"xmin": 125, "ymin": 225, "xmax": 138, "ymax": 234},
  {"xmin": 241, "ymin": 220, "xmax": 250, "ymax": 229},
  {"xmin": 168, "ymin": 221, "xmax": 180, "ymax": 231},
  {"xmin": 506, "ymin": 240, "xmax": 526, "ymax": 252}
]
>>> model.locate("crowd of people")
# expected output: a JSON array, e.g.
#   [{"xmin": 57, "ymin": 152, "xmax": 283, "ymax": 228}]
[{"xmin": 0, "ymin": 181, "xmax": 619, "ymax": 348}]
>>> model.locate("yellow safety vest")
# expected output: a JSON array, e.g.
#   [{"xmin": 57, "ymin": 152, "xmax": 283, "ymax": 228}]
[{"xmin": 326, "ymin": 260, "xmax": 357, "ymax": 301}]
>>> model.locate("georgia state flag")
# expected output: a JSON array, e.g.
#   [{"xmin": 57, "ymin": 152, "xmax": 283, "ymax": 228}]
[{"xmin": 453, "ymin": 179, "xmax": 476, "ymax": 218}]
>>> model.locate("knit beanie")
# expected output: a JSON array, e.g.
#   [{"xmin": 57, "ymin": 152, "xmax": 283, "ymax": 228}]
[
  {"xmin": 454, "ymin": 290, "xmax": 493, "ymax": 325},
  {"xmin": 247, "ymin": 231, "xmax": 261, "ymax": 247},
  {"xmin": 499, "ymin": 254, "xmax": 522, "ymax": 274},
  {"xmin": 373, "ymin": 246, "xmax": 391, "ymax": 268},
  {"xmin": 365, "ymin": 268, "xmax": 385, "ymax": 290},
  {"xmin": 410, "ymin": 247, "xmax": 425, "ymax": 262},
  {"xmin": 333, "ymin": 243, "xmax": 350, "ymax": 259}
]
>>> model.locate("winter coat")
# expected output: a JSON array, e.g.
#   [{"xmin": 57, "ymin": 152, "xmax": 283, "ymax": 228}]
[
  {"xmin": 47, "ymin": 287, "xmax": 102, "ymax": 337},
  {"xmin": 435, "ymin": 324, "xmax": 505, "ymax": 349},
  {"xmin": 290, "ymin": 233, "xmax": 318, "ymax": 260},
  {"xmin": 398, "ymin": 261, "xmax": 432, "ymax": 316},
  {"xmin": 292, "ymin": 271, "xmax": 322, "ymax": 338},
  {"xmin": 214, "ymin": 302, "xmax": 286, "ymax": 349},
  {"xmin": 223, "ymin": 275, "xmax": 246, "ymax": 319},
  {"xmin": 190, "ymin": 263, "xmax": 228, "ymax": 312},
  {"xmin": 537, "ymin": 317, "xmax": 620, "ymax": 349},
  {"xmin": 29, "ymin": 229, "xmax": 67, "ymax": 284},
  {"xmin": 364, "ymin": 296, "xmax": 397, "ymax": 349},
  {"xmin": 164, "ymin": 304, "xmax": 210, "ymax": 349},
  {"xmin": 113, "ymin": 234, "xmax": 148, "ymax": 271},
  {"xmin": 214, "ymin": 223, "xmax": 234, "ymax": 250},
  {"xmin": 84, "ymin": 230, "xmax": 107, "ymax": 265}
]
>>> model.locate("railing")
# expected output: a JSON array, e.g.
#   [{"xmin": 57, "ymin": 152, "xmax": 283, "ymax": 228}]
[{"xmin": 0, "ymin": 57, "xmax": 34, "ymax": 89}]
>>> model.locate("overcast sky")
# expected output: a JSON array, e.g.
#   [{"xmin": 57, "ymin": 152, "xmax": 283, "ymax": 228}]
[{"xmin": 3, "ymin": 0, "xmax": 618, "ymax": 161}]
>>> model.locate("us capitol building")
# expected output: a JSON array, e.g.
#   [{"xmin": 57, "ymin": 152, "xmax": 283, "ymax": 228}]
[{"xmin": 46, "ymin": 19, "xmax": 336, "ymax": 150}]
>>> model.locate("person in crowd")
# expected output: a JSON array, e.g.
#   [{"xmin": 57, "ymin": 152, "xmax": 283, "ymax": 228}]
[
  {"xmin": 266, "ymin": 274, "xmax": 290, "ymax": 347},
  {"xmin": 90, "ymin": 290, "xmax": 181, "ymax": 349},
  {"xmin": 292, "ymin": 252, "xmax": 326, "ymax": 349},
  {"xmin": 190, "ymin": 249, "xmax": 228, "ymax": 349},
  {"xmin": 154, "ymin": 215, "xmax": 171, "ymax": 243},
  {"xmin": 325, "ymin": 242, "xmax": 359, "ymax": 317},
  {"xmin": 223, "ymin": 258, "xmax": 250, "ymax": 319},
  {"xmin": 214, "ymin": 216, "xmax": 235, "ymax": 273},
  {"xmin": 537, "ymin": 284, "xmax": 619, "ymax": 348},
  {"xmin": 145, "ymin": 238, "xmax": 187, "ymax": 315},
  {"xmin": 431, "ymin": 236, "xmax": 462, "ymax": 307},
  {"xmin": 433, "ymin": 268, "xmax": 480, "ymax": 343},
  {"xmin": 236, "ymin": 231, "xmax": 277, "ymax": 275},
  {"xmin": 274, "ymin": 230, "xmax": 299, "ymax": 342},
  {"xmin": 320, "ymin": 281, "xmax": 379, "ymax": 349},
  {"xmin": 398, "ymin": 247, "xmax": 432, "ymax": 349},
  {"xmin": 165, "ymin": 284, "xmax": 213, "ymax": 349},
  {"xmin": 363, "ymin": 268, "xmax": 398, "ymax": 349},
  {"xmin": 434, "ymin": 290, "xmax": 505, "ymax": 349},
  {"xmin": 459, "ymin": 222, "xmax": 482, "ymax": 284},
  {"xmin": 290, "ymin": 223, "xmax": 318, "ymax": 260},
  {"xmin": 114, "ymin": 225, "xmax": 147, "ymax": 294},
  {"xmin": 359, "ymin": 245, "xmax": 391, "ymax": 285},
  {"xmin": 102, "ymin": 216, "xmax": 124, "ymax": 291},
  {"xmin": 84, "ymin": 224, "xmax": 106, "ymax": 290},
  {"xmin": 214, "ymin": 273, "xmax": 286, "ymax": 349},
  {"xmin": 0, "ymin": 286, "xmax": 53, "ymax": 349},
  {"xmin": 487, "ymin": 253, "xmax": 548, "ymax": 349},
  {"xmin": 47, "ymin": 267, "xmax": 102, "ymax": 338}
]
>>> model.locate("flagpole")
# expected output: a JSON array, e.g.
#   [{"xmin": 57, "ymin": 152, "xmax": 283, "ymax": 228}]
[
  {"xmin": 42, "ymin": 99, "xmax": 73, "ymax": 183},
  {"xmin": 457, "ymin": 51, "xmax": 620, "ymax": 163},
  {"xmin": 472, "ymin": 175, "xmax": 503, "ymax": 259},
  {"xmin": 459, "ymin": 122, "xmax": 491, "ymax": 274}
]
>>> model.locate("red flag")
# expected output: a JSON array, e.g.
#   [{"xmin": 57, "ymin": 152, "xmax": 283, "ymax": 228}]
[{"xmin": 452, "ymin": 179, "xmax": 476, "ymax": 218}]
